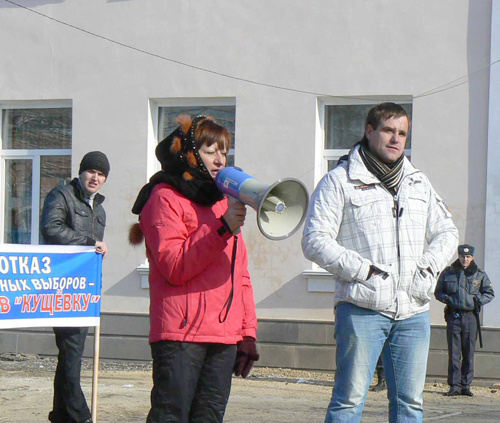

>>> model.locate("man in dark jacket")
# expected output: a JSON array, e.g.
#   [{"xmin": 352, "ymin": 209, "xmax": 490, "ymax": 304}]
[
  {"xmin": 434, "ymin": 244, "xmax": 494, "ymax": 397},
  {"xmin": 41, "ymin": 151, "xmax": 110, "ymax": 423}
]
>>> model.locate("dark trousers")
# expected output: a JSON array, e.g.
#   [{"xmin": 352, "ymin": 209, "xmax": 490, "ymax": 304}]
[
  {"xmin": 446, "ymin": 311, "xmax": 477, "ymax": 389},
  {"xmin": 49, "ymin": 327, "xmax": 91, "ymax": 423},
  {"xmin": 147, "ymin": 341, "xmax": 237, "ymax": 423}
]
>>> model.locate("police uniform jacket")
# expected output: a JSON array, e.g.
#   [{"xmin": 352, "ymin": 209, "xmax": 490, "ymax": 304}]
[{"xmin": 435, "ymin": 259, "xmax": 494, "ymax": 311}]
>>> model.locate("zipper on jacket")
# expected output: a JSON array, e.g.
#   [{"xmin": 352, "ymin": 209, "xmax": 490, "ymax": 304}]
[
  {"xmin": 91, "ymin": 206, "xmax": 96, "ymax": 241},
  {"xmin": 459, "ymin": 269, "xmax": 464, "ymax": 309},
  {"xmin": 393, "ymin": 198, "xmax": 402, "ymax": 259},
  {"xmin": 393, "ymin": 196, "xmax": 402, "ymax": 318}
]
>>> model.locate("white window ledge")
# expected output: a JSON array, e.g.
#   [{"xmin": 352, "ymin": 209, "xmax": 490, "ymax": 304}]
[
  {"xmin": 136, "ymin": 261, "xmax": 150, "ymax": 289},
  {"xmin": 303, "ymin": 270, "xmax": 335, "ymax": 292},
  {"xmin": 139, "ymin": 264, "xmax": 335, "ymax": 292}
]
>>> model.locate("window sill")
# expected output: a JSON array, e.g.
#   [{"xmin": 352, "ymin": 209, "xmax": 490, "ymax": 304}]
[
  {"xmin": 303, "ymin": 269, "xmax": 335, "ymax": 292},
  {"xmin": 138, "ymin": 265, "xmax": 335, "ymax": 292}
]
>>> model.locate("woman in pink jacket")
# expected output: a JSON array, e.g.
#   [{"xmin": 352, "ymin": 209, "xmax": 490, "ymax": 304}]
[{"xmin": 130, "ymin": 115, "xmax": 258, "ymax": 423}]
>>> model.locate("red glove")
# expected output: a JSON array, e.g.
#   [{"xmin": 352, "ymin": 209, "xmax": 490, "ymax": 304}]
[{"xmin": 234, "ymin": 337, "xmax": 259, "ymax": 378}]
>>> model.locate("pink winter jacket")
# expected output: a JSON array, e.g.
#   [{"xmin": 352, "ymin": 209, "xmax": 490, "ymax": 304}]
[{"xmin": 140, "ymin": 183, "xmax": 258, "ymax": 345}]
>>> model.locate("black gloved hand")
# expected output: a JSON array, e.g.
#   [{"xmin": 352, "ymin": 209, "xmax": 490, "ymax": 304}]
[{"xmin": 234, "ymin": 337, "xmax": 259, "ymax": 378}]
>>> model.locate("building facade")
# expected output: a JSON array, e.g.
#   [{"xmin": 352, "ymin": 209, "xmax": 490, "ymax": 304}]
[{"xmin": 1, "ymin": 0, "xmax": 499, "ymax": 383}]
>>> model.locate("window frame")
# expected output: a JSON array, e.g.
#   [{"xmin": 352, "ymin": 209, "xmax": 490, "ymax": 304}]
[
  {"xmin": 315, "ymin": 97, "xmax": 413, "ymax": 185},
  {"xmin": 0, "ymin": 101, "xmax": 72, "ymax": 245},
  {"xmin": 148, "ymin": 97, "xmax": 237, "ymax": 177}
]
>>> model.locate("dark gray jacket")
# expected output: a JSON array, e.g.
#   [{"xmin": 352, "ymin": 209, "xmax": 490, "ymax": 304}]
[
  {"xmin": 434, "ymin": 259, "xmax": 494, "ymax": 311},
  {"xmin": 40, "ymin": 178, "xmax": 106, "ymax": 246}
]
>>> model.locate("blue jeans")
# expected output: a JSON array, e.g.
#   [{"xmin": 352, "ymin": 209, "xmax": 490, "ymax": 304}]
[{"xmin": 325, "ymin": 303, "xmax": 430, "ymax": 423}]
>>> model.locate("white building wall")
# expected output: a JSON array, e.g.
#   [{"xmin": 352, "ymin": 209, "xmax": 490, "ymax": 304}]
[{"xmin": 0, "ymin": 0, "xmax": 494, "ymax": 324}]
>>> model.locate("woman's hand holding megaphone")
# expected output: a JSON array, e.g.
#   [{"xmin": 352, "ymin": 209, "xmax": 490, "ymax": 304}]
[{"xmin": 223, "ymin": 196, "xmax": 247, "ymax": 234}]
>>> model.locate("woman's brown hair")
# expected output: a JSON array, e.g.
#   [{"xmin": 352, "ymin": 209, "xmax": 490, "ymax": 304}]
[{"xmin": 194, "ymin": 117, "xmax": 232, "ymax": 152}]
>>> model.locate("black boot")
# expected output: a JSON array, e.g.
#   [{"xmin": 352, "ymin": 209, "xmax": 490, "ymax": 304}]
[{"xmin": 371, "ymin": 367, "xmax": 387, "ymax": 392}]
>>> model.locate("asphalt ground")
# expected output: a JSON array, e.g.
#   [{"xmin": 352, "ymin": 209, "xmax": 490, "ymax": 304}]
[{"xmin": 0, "ymin": 354, "xmax": 499, "ymax": 422}]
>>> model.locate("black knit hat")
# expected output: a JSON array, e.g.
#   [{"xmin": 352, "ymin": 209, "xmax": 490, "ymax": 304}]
[{"xmin": 79, "ymin": 151, "xmax": 110, "ymax": 178}]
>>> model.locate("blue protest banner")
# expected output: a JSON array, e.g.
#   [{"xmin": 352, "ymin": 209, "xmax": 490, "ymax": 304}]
[{"xmin": 0, "ymin": 244, "xmax": 102, "ymax": 328}]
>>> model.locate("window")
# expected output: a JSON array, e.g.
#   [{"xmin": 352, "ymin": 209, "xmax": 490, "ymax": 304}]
[
  {"xmin": 1, "ymin": 106, "xmax": 72, "ymax": 244},
  {"xmin": 320, "ymin": 100, "xmax": 412, "ymax": 177},
  {"xmin": 157, "ymin": 103, "xmax": 236, "ymax": 167}
]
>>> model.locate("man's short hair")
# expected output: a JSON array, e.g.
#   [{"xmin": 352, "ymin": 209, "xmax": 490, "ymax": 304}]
[{"xmin": 365, "ymin": 102, "xmax": 411, "ymax": 132}]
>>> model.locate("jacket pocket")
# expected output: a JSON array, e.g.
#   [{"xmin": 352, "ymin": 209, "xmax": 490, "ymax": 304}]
[
  {"xmin": 74, "ymin": 208, "xmax": 89, "ymax": 231},
  {"xmin": 444, "ymin": 276, "xmax": 458, "ymax": 294},
  {"xmin": 95, "ymin": 214, "xmax": 106, "ymax": 241},
  {"xmin": 411, "ymin": 268, "xmax": 435, "ymax": 305},
  {"xmin": 96, "ymin": 214, "xmax": 106, "ymax": 233},
  {"xmin": 342, "ymin": 272, "xmax": 394, "ymax": 311},
  {"xmin": 350, "ymin": 194, "xmax": 381, "ymax": 232},
  {"xmin": 407, "ymin": 188, "xmax": 429, "ymax": 225}
]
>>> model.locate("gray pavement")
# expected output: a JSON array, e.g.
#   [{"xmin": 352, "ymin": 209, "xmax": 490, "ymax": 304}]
[
  {"xmin": 0, "ymin": 356, "xmax": 499, "ymax": 422},
  {"xmin": 225, "ymin": 377, "xmax": 500, "ymax": 423}
]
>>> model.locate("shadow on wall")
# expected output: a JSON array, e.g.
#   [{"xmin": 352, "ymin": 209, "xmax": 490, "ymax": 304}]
[
  {"xmin": 255, "ymin": 273, "xmax": 334, "ymax": 313},
  {"xmin": 102, "ymin": 270, "xmax": 149, "ymax": 298},
  {"xmin": 0, "ymin": 0, "xmax": 65, "ymax": 9}
]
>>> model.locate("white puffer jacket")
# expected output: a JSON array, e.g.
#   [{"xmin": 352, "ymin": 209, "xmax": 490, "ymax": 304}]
[{"xmin": 302, "ymin": 146, "xmax": 458, "ymax": 320}]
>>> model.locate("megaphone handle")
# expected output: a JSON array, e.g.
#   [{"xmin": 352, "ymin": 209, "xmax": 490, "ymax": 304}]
[
  {"xmin": 224, "ymin": 196, "xmax": 245, "ymax": 235},
  {"xmin": 220, "ymin": 214, "xmax": 241, "ymax": 235},
  {"xmin": 230, "ymin": 200, "xmax": 243, "ymax": 234}
]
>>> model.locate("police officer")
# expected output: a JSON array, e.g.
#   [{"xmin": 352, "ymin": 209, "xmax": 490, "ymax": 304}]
[{"xmin": 434, "ymin": 244, "xmax": 494, "ymax": 397}]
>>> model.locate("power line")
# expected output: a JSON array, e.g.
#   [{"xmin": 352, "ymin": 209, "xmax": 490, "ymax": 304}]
[
  {"xmin": 3, "ymin": 0, "xmax": 498, "ymax": 101},
  {"xmin": 1, "ymin": 0, "xmax": 340, "ymax": 98},
  {"xmin": 414, "ymin": 57, "xmax": 500, "ymax": 99}
]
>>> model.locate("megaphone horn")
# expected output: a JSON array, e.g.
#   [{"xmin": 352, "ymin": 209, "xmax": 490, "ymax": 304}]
[{"xmin": 215, "ymin": 167, "xmax": 309, "ymax": 241}]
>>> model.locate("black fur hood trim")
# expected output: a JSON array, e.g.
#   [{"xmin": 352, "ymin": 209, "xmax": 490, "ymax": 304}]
[{"xmin": 450, "ymin": 259, "xmax": 478, "ymax": 276}]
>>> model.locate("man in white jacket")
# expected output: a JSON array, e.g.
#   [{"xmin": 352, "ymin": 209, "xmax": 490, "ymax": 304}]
[{"xmin": 302, "ymin": 102, "xmax": 458, "ymax": 423}]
